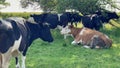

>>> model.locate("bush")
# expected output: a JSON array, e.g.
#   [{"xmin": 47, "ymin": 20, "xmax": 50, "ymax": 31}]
[{"xmin": 0, "ymin": 12, "xmax": 40, "ymax": 19}]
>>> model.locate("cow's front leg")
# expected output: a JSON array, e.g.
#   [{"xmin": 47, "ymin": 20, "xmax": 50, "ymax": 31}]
[
  {"xmin": 21, "ymin": 55, "xmax": 26, "ymax": 68},
  {"xmin": 71, "ymin": 40, "xmax": 78, "ymax": 45}
]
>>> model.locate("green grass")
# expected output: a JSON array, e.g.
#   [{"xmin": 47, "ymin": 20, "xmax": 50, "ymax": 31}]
[{"xmin": 9, "ymin": 23, "xmax": 120, "ymax": 68}]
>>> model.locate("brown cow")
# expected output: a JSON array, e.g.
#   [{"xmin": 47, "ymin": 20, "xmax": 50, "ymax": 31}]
[{"xmin": 61, "ymin": 25, "xmax": 112, "ymax": 49}]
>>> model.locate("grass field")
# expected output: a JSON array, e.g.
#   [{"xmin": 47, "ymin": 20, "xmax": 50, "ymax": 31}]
[{"xmin": 9, "ymin": 22, "xmax": 120, "ymax": 68}]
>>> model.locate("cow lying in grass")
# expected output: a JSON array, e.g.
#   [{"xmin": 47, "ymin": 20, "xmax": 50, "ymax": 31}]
[{"xmin": 61, "ymin": 25, "xmax": 112, "ymax": 49}]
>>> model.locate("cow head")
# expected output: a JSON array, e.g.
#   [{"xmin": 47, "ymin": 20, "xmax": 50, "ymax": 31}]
[
  {"xmin": 60, "ymin": 25, "xmax": 73, "ymax": 35},
  {"xmin": 71, "ymin": 12, "xmax": 82, "ymax": 22},
  {"xmin": 95, "ymin": 10, "xmax": 119, "ymax": 23},
  {"xmin": 30, "ymin": 13, "xmax": 47, "ymax": 23},
  {"xmin": 38, "ymin": 23, "xmax": 53, "ymax": 42},
  {"xmin": 27, "ymin": 15, "xmax": 53, "ymax": 42},
  {"xmin": 107, "ymin": 12, "xmax": 119, "ymax": 19}
]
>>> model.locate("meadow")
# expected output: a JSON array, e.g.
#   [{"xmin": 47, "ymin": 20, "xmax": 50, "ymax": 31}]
[
  {"xmin": 9, "ymin": 24, "xmax": 120, "ymax": 68},
  {"xmin": 0, "ymin": 12, "xmax": 120, "ymax": 68}
]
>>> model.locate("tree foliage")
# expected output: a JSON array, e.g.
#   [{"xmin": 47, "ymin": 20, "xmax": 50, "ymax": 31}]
[
  {"xmin": 0, "ymin": 0, "xmax": 5, "ymax": 4},
  {"xmin": 21, "ymin": 0, "xmax": 118, "ymax": 14},
  {"xmin": 0, "ymin": 0, "xmax": 10, "ymax": 9}
]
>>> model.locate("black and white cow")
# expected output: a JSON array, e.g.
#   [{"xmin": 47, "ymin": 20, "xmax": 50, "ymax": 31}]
[
  {"xmin": 81, "ymin": 14, "xmax": 102, "ymax": 30},
  {"xmin": 30, "ymin": 12, "xmax": 81, "ymax": 29},
  {"xmin": 0, "ymin": 17, "xmax": 53, "ymax": 68},
  {"xmin": 67, "ymin": 11, "xmax": 119, "ymax": 30},
  {"xmin": 95, "ymin": 10, "xmax": 119, "ymax": 23}
]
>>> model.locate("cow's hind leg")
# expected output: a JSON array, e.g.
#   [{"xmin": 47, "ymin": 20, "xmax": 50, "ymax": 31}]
[
  {"xmin": 90, "ymin": 36, "xmax": 98, "ymax": 49},
  {"xmin": 15, "ymin": 57, "xmax": 20, "ymax": 68}
]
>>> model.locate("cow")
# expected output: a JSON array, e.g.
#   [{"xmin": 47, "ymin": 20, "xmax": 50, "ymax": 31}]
[
  {"xmin": 0, "ymin": 17, "xmax": 53, "ymax": 68},
  {"xmin": 95, "ymin": 10, "xmax": 119, "ymax": 23},
  {"xmin": 68, "ymin": 11, "xmax": 119, "ymax": 30},
  {"xmin": 81, "ymin": 14, "xmax": 102, "ymax": 30},
  {"xmin": 30, "ymin": 12, "xmax": 81, "ymax": 29},
  {"xmin": 60, "ymin": 25, "xmax": 112, "ymax": 49}
]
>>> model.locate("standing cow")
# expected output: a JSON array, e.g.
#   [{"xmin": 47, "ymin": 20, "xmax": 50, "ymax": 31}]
[
  {"xmin": 0, "ymin": 17, "xmax": 53, "ymax": 68},
  {"xmin": 30, "ymin": 12, "xmax": 81, "ymax": 29},
  {"xmin": 82, "ymin": 14, "xmax": 102, "ymax": 30},
  {"xmin": 68, "ymin": 11, "xmax": 119, "ymax": 30},
  {"xmin": 61, "ymin": 25, "xmax": 112, "ymax": 49},
  {"xmin": 95, "ymin": 10, "xmax": 119, "ymax": 23}
]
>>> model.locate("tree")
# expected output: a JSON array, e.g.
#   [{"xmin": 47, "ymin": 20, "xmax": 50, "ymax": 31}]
[
  {"xmin": 20, "ymin": 0, "xmax": 119, "ymax": 14},
  {"xmin": 0, "ymin": 0, "xmax": 10, "ymax": 9},
  {"xmin": 0, "ymin": 0, "xmax": 5, "ymax": 4}
]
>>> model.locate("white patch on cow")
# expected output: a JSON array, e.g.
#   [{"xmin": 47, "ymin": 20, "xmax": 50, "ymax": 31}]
[
  {"xmin": 57, "ymin": 14, "xmax": 62, "ymax": 21},
  {"xmin": 95, "ymin": 46, "xmax": 100, "ymax": 48},
  {"xmin": 22, "ymin": 56, "xmax": 26, "ymax": 68},
  {"xmin": 71, "ymin": 41, "xmax": 77, "ymax": 45},
  {"xmin": 91, "ymin": 35, "xmax": 99, "ymax": 40},
  {"xmin": 57, "ymin": 25, "xmax": 63, "ymax": 30},
  {"xmin": 2, "ymin": 20, "xmax": 13, "ymax": 28},
  {"xmin": 9, "ymin": 17, "xmax": 25, "ymax": 23},
  {"xmin": 60, "ymin": 26, "xmax": 71, "ymax": 35},
  {"xmin": 79, "ymin": 28, "xmax": 86, "ymax": 35},
  {"xmin": 0, "ymin": 35, "xmax": 22, "ymax": 68},
  {"xmin": 27, "ymin": 17, "xmax": 37, "ymax": 24},
  {"xmin": 78, "ymin": 39, "xmax": 82, "ymax": 43},
  {"xmin": 94, "ymin": 35, "xmax": 99, "ymax": 37},
  {"xmin": 90, "ymin": 14, "xmax": 96, "ymax": 20},
  {"xmin": 64, "ymin": 34, "xmax": 72, "ymax": 39},
  {"xmin": 12, "ymin": 35, "xmax": 22, "ymax": 53},
  {"xmin": 42, "ymin": 22, "xmax": 50, "ymax": 26},
  {"xmin": 83, "ymin": 45, "xmax": 90, "ymax": 48},
  {"xmin": 105, "ymin": 35, "xmax": 109, "ymax": 39},
  {"xmin": 16, "ymin": 62, "xmax": 20, "ymax": 68}
]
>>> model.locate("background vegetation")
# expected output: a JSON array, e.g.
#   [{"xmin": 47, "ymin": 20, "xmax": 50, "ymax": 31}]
[
  {"xmin": 20, "ymin": 0, "xmax": 120, "ymax": 14},
  {"xmin": 1, "ymin": 0, "xmax": 120, "ymax": 14}
]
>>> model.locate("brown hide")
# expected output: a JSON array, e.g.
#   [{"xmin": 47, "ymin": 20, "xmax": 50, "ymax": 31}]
[{"xmin": 69, "ymin": 25, "xmax": 112, "ymax": 48}]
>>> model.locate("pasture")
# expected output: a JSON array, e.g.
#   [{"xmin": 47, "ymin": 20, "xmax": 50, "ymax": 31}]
[
  {"xmin": 0, "ymin": 12, "xmax": 120, "ymax": 68},
  {"xmin": 9, "ymin": 23, "xmax": 120, "ymax": 68}
]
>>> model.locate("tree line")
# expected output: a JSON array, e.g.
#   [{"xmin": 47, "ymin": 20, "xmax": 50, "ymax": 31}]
[{"xmin": 0, "ymin": 0, "xmax": 119, "ymax": 14}]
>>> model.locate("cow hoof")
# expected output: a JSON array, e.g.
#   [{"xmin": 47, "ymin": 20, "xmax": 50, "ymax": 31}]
[
  {"xmin": 71, "ymin": 41, "xmax": 77, "ymax": 45},
  {"xmin": 16, "ymin": 66, "xmax": 20, "ymax": 68},
  {"xmin": 83, "ymin": 45, "xmax": 90, "ymax": 48}
]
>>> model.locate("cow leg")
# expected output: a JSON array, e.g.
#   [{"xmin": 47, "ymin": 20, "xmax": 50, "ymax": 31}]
[
  {"xmin": 15, "ymin": 57, "xmax": 20, "ymax": 68},
  {"xmin": 71, "ymin": 40, "xmax": 78, "ymax": 45},
  {"xmin": 83, "ymin": 45, "xmax": 90, "ymax": 48},
  {"xmin": 21, "ymin": 55, "xmax": 26, "ymax": 68},
  {"xmin": 90, "ymin": 38, "xmax": 96, "ymax": 49},
  {"xmin": 1, "ymin": 53, "xmax": 11, "ymax": 68},
  {"xmin": 21, "ymin": 46, "xmax": 29, "ymax": 68}
]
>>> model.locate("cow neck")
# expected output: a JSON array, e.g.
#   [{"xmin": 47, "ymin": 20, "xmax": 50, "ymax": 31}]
[
  {"xmin": 70, "ymin": 27, "xmax": 81, "ymax": 38},
  {"xmin": 26, "ymin": 21, "xmax": 40, "ymax": 40}
]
